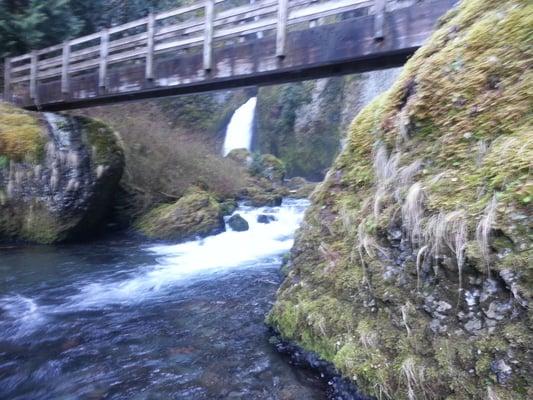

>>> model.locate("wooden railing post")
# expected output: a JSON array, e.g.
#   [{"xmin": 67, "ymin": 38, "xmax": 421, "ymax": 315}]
[
  {"xmin": 29, "ymin": 51, "xmax": 38, "ymax": 100},
  {"xmin": 276, "ymin": 0, "xmax": 289, "ymax": 58},
  {"xmin": 61, "ymin": 40, "xmax": 71, "ymax": 96},
  {"xmin": 203, "ymin": 0, "xmax": 215, "ymax": 71},
  {"xmin": 146, "ymin": 12, "xmax": 156, "ymax": 80},
  {"xmin": 3, "ymin": 57, "xmax": 11, "ymax": 102},
  {"xmin": 374, "ymin": 0, "xmax": 386, "ymax": 40},
  {"xmin": 99, "ymin": 28, "xmax": 109, "ymax": 90}
]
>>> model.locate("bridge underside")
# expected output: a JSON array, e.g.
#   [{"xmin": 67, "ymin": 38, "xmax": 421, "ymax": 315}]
[{"xmin": 20, "ymin": 0, "xmax": 455, "ymax": 111}]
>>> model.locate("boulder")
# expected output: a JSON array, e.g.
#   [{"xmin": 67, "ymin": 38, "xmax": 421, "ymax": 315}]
[
  {"xmin": 257, "ymin": 214, "xmax": 276, "ymax": 224},
  {"xmin": 219, "ymin": 198, "xmax": 238, "ymax": 216},
  {"xmin": 225, "ymin": 148, "xmax": 251, "ymax": 166},
  {"xmin": 227, "ymin": 214, "xmax": 249, "ymax": 231},
  {"xmin": 284, "ymin": 176, "xmax": 317, "ymax": 199},
  {"xmin": 0, "ymin": 103, "xmax": 124, "ymax": 243},
  {"xmin": 135, "ymin": 187, "xmax": 225, "ymax": 241},
  {"xmin": 249, "ymin": 153, "xmax": 285, "ymax": 185}
]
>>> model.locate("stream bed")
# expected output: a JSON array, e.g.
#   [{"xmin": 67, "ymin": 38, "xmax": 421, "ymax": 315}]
[{"xmin": 0, "ymin": 199, "xmax": 329, "ymax": 400}]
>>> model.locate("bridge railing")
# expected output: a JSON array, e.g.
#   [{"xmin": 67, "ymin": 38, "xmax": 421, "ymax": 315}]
[{"xmin": 3, "ymin": 0, "xmax": 405, "ymax": 104}]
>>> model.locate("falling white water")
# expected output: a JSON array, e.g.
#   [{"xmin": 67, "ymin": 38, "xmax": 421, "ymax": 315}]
[{"xmin": 222, "ymin": 97, "xmax": 257, "ymax": 156}]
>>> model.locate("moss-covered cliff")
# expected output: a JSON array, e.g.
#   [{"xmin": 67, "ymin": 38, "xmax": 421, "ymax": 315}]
[
  {"xmin": 0, "ymin": 103, "xmax": 124, "ymax": 243},
  {"xmin": 268, "ymin": 0, "xmax": 532, "ymax": 399},
  {"xmin": 255, "ymin": 70, "xmax": 401, "ymax": 181}
]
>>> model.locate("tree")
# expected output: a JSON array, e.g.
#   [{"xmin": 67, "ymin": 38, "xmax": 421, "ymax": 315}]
[{"xmin": 0, "ymin": 0, "xmax": 82, "ymax": 58}]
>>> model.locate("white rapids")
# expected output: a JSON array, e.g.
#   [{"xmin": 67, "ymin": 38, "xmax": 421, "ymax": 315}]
[{"xmin": 67, "ymin": 198, "xmax": 308, "ymax": 307}]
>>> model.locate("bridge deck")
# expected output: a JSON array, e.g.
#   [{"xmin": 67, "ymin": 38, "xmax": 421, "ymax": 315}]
[{"xmin": 3, "ymin": 0, "xmax": 456, "ymax": 111}]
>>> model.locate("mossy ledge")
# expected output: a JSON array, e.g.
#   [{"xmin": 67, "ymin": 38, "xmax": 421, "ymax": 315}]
[{"xmin": 268, "ymin": 1, "xmax": 532, "ymax": 399}]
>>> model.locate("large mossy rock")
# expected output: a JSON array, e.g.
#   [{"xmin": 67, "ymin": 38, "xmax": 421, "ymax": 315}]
[
  {"xmin": 268, "ymin": 1, "xmax": 532, "ymax": 399},
  {"xmin": 0, "ymin": 103, "xmax": 124, "ymax": 243},
  {"xmin": 135, "ymin": 188, "xmax": 225, "ymax": 241}
]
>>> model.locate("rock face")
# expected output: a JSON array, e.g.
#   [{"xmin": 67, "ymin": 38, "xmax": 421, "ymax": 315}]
[
  {"xmin": 227, "ymin": 214, "xmax": 249, "ymax": 232},
  {"xmin": 256, "ymin": 70, "xmax": 401, "ymax": 180},
  {"xmin": 135, "ymin": 187, "xmax": 225, "ymax": 241},
  {"xmin": 268, "ymin": 1, "xmax": 532, "ymax": 399},
  {"xmin": 0, "ymin": 103, "xmax": 124, "ymax": 243}
]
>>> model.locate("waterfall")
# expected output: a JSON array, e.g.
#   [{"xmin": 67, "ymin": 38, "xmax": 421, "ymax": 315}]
[{"xmin": 222, "ymin": 97, "xmax": 257, "ymax": 156}]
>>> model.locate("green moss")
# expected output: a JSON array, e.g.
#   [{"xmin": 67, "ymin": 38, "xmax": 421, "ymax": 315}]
[
  {"xmin": 268, "ymin": 1, "xmax": 533, "ymax": 399},
  {"xmin": 78, "ymin": 116, "xmax": 124, "ymax": 166},
  {"xmin": 0, "ymin": 102, "xmax": 45, "ymax": 162},
  {"xmin": 256, "ymin": 78, "xmax": 345, "ymax": 180},
  {"xmin": 135, "ymin": 187, "xmax": 224, "ymax": 241}
]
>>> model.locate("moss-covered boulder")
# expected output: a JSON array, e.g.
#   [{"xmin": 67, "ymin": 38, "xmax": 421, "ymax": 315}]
[
  {"xmin": 285, "ymin": 176, "xmax": 317, "ymax": 199},
  {"xmin": 251, "ymin": 153, "xmax": 286, "ymax": 184},
  {"xmin": 268, "ymin": 1, "xmax": 532, "ymax": 399},
  {"xmin": 0, "ymin": 103, "xmax": 124, "ymax": 243},
  {"xmin": 135, "ymin": 188, "xmax": 225, "ymax": 241},
  {"xmin": 226, "ymin": 148, "xmax": 252, "ymax": 167}
]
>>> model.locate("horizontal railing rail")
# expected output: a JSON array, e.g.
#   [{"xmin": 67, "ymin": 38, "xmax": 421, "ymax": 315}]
[{"xmin": 2, "ymin": 0, "xmax": 420, "ymax": 104}]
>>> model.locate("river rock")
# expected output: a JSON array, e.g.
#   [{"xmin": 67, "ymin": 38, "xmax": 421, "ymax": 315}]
[
  {"xmin": 135, "ymin": 187, "xmax": 225, "ymax": 241},
  {"xmin": 285, "ymin": 177, "xmax": 317, "ymax": 199},
  {"xmin": 227, "ymin": 214, "xmax": 249, "ymax": 231},
  {"xmin": 257, "ymin": 214, "xmax": 276, "ymax": 224},
  {"xmin": 225, "ymin": 148, "xmax": 251, "ymax": 167},
  {"xmin": 0, "ymin": 103, "xmax": 124, "ymax": 243}
]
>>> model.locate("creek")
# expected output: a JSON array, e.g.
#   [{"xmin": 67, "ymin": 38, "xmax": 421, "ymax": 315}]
[{"xmin": 0, "ymin": 199, "xmax": 330, "ymax": 399}]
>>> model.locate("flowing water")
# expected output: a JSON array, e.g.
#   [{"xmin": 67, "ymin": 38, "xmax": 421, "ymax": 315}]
[
  {"xmin": 222, "ymin": 97, "xmax": 257, "ymax": 156},
  {"xmin": 0, "ymin": 199, "xmax": 329, "ymax": 400}
]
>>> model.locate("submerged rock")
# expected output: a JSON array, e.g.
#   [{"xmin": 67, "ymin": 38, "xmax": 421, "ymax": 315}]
[
  {"xmin": 135, "ymin": 188, "xmax": 225, "ymax": 241},
  {"xmin": 268, "ymin": 1, "xmax": 532, "ymax": 399},
  {"xmin": 227, "ymin": 214, "xmax": 249, "ymax": 232},
  {"xmin": 0, "ymin": 103, "xmax": 124, "ymax": 243},
  {"xmin": 257, "ymin": 214, "xmax": 276, "ymax": 224}
]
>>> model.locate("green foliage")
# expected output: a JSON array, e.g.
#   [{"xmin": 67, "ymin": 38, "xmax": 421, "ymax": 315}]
[
  {"xmin": 0, "ymin": 0, "xmax": 192, "ymax": 58},
  {"xmin": 0, "ymin": 0, "xmax": 82, "ymax": 57}
]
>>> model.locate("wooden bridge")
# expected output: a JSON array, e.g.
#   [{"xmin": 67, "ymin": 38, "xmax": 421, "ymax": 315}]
[{"xmin": 3, "ymin": 0, "xmax": 456, "ymax": 111}]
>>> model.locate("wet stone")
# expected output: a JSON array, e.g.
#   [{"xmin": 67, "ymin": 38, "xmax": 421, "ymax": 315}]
[
  {"xmin": 257, "ymin": 214, "xmax": 276, "ymax": 224},
  {"xmin": 227, "ymin": 214, "xmax": 249, "ymax": 231}
]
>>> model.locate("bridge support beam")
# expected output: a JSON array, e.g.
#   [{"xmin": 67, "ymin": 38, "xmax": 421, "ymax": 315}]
[
  {"xmin": 61, "ymin": 41, "xmax": 71, "ymax": 97},
  {"xmin": 203, "ymin": 0, "xmax": 215, "ymax": 71},
  {"xmin": 29, "ymin": 51, "xmax": 38, "ymax": 101},
  {"xmin": 99, "ymin": 29, "xmax": 109, "ymax": 91},
  {"xmin": 374, "ymin": 0, "xmax": 386, "ymax": 41},
  {"xmin": 3, "ymin": 58, "xmax": 11, "ymax": 102},
  {"xmin": 146, "ymin": 13, "xmax": 156, "ymax": 80},
  {"xmin": 276, "ymin": 0, "xmax": 288, "ymax": 58}
]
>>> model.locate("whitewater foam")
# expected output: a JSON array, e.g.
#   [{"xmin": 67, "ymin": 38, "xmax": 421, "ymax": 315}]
[{"xmin": 66, "ymin": 199, "xmax": 308, "ymax": 308}]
